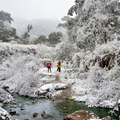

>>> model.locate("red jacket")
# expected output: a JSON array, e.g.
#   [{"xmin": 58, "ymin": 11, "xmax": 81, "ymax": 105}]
[{"xmin": 47, "ymin": 63, "xmax": 51, "ymax": 67}]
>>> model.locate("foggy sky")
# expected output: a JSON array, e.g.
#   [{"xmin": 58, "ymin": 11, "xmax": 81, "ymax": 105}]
[{"xmin": 0, "ymin": 0, "xmax": 75, "ymax": 20}]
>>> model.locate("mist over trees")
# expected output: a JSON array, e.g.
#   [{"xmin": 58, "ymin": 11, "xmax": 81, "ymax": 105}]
[
  {"xmin": 12, "ymin": 18, "xmax": 63, "ymax": 37},
  {"xmin": 1, "ymin": 0, "xmax": 120, "ymax": 50},
  {"xmin": 0, "ymin": 11, "xmax": 64, "ymax": 45},
  {"xmin": 21, "ymin": 24, "xmax": 33, "ymax": 44}
]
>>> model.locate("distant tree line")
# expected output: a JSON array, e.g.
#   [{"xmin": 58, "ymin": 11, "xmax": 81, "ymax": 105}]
[
  {"xmin": 0, "ymin": 10, "xmax": 63, "ymax": 45},
  {"xmin": 34, "ymin": 31, "xmax": 63, "ymax": 45}
]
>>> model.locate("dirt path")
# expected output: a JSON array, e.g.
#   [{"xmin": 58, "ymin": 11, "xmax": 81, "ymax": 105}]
[
  {"xmin": 54, "ymin": 73, "xmax": 61, "ymax": 82},
  {"xmin": 52, "ymin": 73, "xmax": 72, "ymax": 100}
]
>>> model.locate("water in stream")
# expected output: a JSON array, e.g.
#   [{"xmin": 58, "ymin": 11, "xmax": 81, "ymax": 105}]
[{"xmin": 3, "ymin": 93, "xmax": 118, "ymax": 120}]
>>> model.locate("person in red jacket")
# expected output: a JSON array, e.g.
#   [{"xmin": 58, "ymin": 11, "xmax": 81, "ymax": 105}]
[{"xmin": 47, "ymin": 61, "xmax": 51, "ymax": 72}]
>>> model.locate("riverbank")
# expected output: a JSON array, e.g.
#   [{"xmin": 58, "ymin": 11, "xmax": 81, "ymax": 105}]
[{"xmin": 2, "ymin": 93, "xmax": 118, "ymax": 120}]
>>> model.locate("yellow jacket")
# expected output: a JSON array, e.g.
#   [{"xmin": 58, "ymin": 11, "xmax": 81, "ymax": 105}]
[{"xmin": 57, "ymin": 63, "xmax": 61, "ymax": 68}]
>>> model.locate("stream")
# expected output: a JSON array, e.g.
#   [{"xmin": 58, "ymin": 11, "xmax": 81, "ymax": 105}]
[{"xmin": 3, "ymin": 93, "xmax": 119, "ymax": 120}]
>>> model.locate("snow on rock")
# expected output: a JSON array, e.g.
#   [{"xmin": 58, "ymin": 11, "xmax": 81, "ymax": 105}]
[
  {"xmin": 0, "ymin": 107, "xmax": 12, "ymax": 120},
  {"xmin": 36, "ymin": 83, "xmax": 68, "ymax": 98},
  {"xmin": 0, "ymin": 88, "xmax": 13, "ymax": 103},
  {"xmin": 118, "ymin": 99, "xmax": 120, "ymax": 104},
  {"xmin": 64, "ymin": 110, "xmax": 100, "ymax": 120},
  {"xmin": 55, "ymin": 83, "xmax": 68, "ymax": 90}
]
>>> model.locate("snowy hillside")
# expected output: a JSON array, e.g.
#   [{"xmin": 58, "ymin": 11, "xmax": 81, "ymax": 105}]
[{"xmin": 0, "ymin": 40, "xmax": 120, "ymax": 111}]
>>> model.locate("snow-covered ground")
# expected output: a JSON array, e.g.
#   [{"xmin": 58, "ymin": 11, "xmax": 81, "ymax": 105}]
[
  {"xmin": 0, "ymin": 40, "xmax": 120, "ymax": 117},
  {"xmin": 0, "ymin": 43, "xmax": 70, "ymax": 99}
]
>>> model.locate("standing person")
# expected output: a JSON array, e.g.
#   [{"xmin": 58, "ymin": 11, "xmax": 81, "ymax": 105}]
[
  {"xmin": 47, "ymin": 61, "xmax": 51, "ymax": 72},
  {"xmin": 57, "ymin": 61, "xmax": 61, "ymax": 72}
]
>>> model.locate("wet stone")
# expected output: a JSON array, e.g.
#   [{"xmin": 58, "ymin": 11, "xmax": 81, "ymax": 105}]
[
  {"xmin": 33, "ymin": 112, "xmax": 38, "ymax": 117},
  {"xmin": 9, "ymin": 110, "xmax": 16, "ymax": 116},
  {"xmin": 41, "ymin": 111, "xmax": 52, "ymax": 119},
  {"xmin": 64, "ymin": 110, "xmax": 100, "ymax": 120},
  {"xmin": 102, "ymin": 116, "xmax": 112, "ymax": 120},
  {"xmin": 21, "ymin": 108, "xmax": 25, "ymax": 110}
]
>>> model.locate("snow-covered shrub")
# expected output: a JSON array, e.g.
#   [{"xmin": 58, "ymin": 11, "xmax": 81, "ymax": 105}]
[
  {"xmin": 0, "ymin": 88, "xmax": 13, "ymax": 103},
  {"xmin": 0, "ymin": 43, "xmax": 53, "ymax": 97},
  {"xmin": 71, "ymin": 40, "xmax": 120, "ymax": 108}
]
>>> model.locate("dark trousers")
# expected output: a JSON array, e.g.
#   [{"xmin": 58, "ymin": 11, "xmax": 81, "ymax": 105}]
[
  {"xmin": 57, "ymin": 67, "xmax": 61, "ymax": 72},
  {"xmin": 48, "ymin": 67, "xmax": 51, "ymax": 72}
]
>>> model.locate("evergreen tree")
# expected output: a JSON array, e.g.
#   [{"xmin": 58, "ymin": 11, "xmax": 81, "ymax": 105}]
[
  {"xmin": 0, "ymin": 11, "xmax": 17, "ymax": 42},
  {"xmin": 48, "ymin": 31, "xmax": 62, "ymax": 44},
  {"xmin": 34, "ymin": 35, "xmax": 46, "ymax": 44}
]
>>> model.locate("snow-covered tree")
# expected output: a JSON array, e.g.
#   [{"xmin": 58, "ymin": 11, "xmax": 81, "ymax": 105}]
[
  {"xmin": 34, "ymin": 34, "xmax": 46, "ymax": 44},
  {"xmin": 0, "ymin": 10, "xmax": 13, "ymax": 24},
  {"xmin": 57, "ymin": 0, "xmax": 120, "ymax": 60},
  {"xmin": 0, "ymin": 11, "xmax": 17, "ymax": 42},
  {"xmin": 21, "ymin": 24, "xmax": 33, "ymax": 44},
  {"xmin": 48, "ymin": 31, "xmax": 62, "ymax": 44}
]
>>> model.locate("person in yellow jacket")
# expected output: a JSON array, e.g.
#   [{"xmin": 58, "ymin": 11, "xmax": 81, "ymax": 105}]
[{"xmin": 57, "ymin": 61, "xmax": 61, "ymax": 72}]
